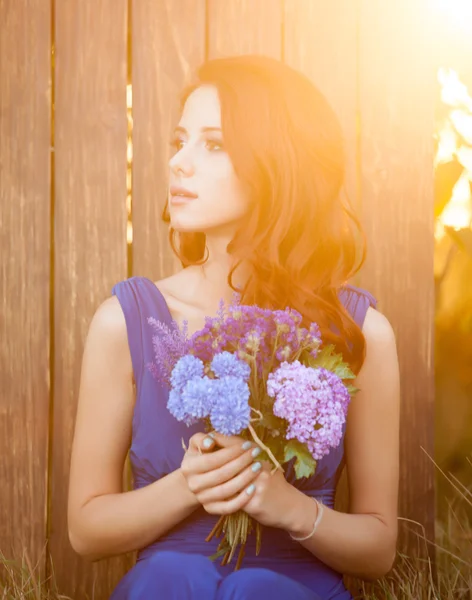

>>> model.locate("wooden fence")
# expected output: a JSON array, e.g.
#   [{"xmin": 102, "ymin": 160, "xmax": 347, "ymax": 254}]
[{"xmin": 1, "ymin": 1, "xmax": 438, "ymax": 598}]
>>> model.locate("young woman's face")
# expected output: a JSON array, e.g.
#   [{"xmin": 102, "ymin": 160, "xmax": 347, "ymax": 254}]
[{"xmin": 168, "ymin": 85, "xmax": 249, "ymax": 235}]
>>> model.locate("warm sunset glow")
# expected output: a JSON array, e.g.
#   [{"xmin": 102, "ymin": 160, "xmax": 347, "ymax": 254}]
[
  {"xmin": 127, "ymin": 83, "xmax": 133, "ymax": 245},
  {"xmin": 435, "ymin": 69, "xmax": 472, "ymax": 240},
  {"xmin": 436, "ymin": 0, "xmax": 472, "ymax": 32}
]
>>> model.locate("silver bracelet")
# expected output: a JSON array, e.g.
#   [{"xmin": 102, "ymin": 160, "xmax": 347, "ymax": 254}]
[{"xmin": 289, "ymin": 498, "xmax": 324, "ymax": 542}]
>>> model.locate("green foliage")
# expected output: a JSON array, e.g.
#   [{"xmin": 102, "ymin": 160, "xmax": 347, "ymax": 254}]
[
  {"xmin": 284, "ymin": 439, "xmax": 317, "ymax": 479},
  {"xmin": 303, "ymin": 345, "xmax": 356, "ymax": 383}
]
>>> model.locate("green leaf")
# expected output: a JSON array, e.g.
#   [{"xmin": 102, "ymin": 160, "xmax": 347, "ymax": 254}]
[
  {"xmin": 284, "ymin": 439, "xmax": 317, "ymax": 479},
  {"xmin": 345, "ymin": 383, "xmax": 359, "ymax": 396},
  {"xmin": 259, "ymin": 412, "xmax": 285, "ymax": 431},
  {"xmin": 306, "ymin": 344, "xmax": 356, "ymax": 381}
]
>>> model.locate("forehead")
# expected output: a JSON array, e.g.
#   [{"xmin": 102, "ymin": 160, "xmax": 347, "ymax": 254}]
[{"xmin": 179, "ymin": 85, "xmax": 221, "ymax": 128}]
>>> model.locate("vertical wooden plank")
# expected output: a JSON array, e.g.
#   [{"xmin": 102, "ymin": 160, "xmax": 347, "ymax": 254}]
[
  {"xmin": 284, "ymin": 4, "xmax": 360, "ymax": 592},
  {"xmin": 52, "ymin": 2, "xmax": 129, "ymax": 598},
  {"xmin": 359, "ymin": 0, "xmax": 436, "ymax": 560},
  {"xmin": 207, "ymin": 0, "xmax": 282, "ymax": 59},
  {"xmin": 0, "ymin": 0, "xmax": 51, "ymax": 568},
  {"xmin": 284, "ymin": 0, "xmax": 360, "ymax": 233},
  {"xmin": 132, "ymin": 0, "xmax": 206, "ymax": 279}
]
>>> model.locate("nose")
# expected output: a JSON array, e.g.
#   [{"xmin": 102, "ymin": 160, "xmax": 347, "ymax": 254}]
[{"xmin": 169, "ymin": 145, "xmax": 195, "ymax": 178}]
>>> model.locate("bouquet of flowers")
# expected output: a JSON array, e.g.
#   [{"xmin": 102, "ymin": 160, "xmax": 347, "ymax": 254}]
[{"xmin": 146, "ymin": 296, "xmax": 357, "ymax": 570}]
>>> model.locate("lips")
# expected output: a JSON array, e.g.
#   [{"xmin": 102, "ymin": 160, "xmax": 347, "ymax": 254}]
[{"xmin": 169, "ymin": 185, "xmax": 198, "ymax": 199}]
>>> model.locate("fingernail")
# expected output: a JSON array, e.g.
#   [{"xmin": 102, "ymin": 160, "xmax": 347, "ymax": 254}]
[
  {"xmin": 208, "ymin": 432, "xmax": 216, "ymax": 439},
  {"xmin": 203, "ymin": 438, "xmax": 213, "ymax": 449},
  {"xmin": 251, "ymin": 447, "xmax": 261, "ymax": 458},
  {"xmin": 251, "ymin": 461, "xmax": 262, "ymax": 473},
  {"xmin": 246, "ymin": 484, "xmax": 256, "ymax": 495},
  {"xmin": 242, "ymin": 441, "xmax": 252, "ymax": 450}
]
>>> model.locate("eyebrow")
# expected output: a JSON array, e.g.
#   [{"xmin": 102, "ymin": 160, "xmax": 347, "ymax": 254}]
[{"xmin": 174, "ymin": 126, "xmax": 222, "ymax": 134}]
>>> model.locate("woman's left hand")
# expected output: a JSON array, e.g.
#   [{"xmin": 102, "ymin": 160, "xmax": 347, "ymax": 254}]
[{"xmin": 207, "ymin": 431, "xmax": 303, "ymax": 530}]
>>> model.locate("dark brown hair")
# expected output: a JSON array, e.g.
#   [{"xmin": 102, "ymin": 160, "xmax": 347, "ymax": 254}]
[{"xmin": 162, "ymin": 55, "xmax": 367, "ymax": 373}]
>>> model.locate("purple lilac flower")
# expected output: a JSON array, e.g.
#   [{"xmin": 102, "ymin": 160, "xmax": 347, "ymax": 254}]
[
  {"xmin": 309, "ymin": 322, "xmax": 321, "ymax": 342},
  {"xmin": 146, "ymin": 317, "xmax": 190, "ymax": 386},
  {"xmin": 210, "ymin": 376, "xmax": 251, "ymax": 436},
  {"xmin": 189, "ymin": 302, "xmax": 277, "ymax": 365},
  {"xmin": 267, "ymin": 361, "xmax": 350, "ymax": 461},
  {"xmin": 211, "ymin": 351, "xmax": 251, "ymax": 381}
]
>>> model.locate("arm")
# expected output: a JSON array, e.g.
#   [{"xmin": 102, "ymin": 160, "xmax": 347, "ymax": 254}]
[
  {"xmin": 284, "ymin": 307, "xmax": 400, "ymax": 580},
  {"xmin": 67, "ymin": 297, "xmax": 200, "ymax": 562}
]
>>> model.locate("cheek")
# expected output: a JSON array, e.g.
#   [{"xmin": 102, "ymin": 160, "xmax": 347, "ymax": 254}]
[
  {"xmin": 202, "ymin": 161, "xmax": 249, "ymax": 217},
  {"xmin": 170, "ymin": 155, "xmax": 249, "ymax": 231}
]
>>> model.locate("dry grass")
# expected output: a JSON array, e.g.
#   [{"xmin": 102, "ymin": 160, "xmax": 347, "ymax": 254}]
[
  {"xmin": 0, "ymin": 546, "xmax": 72, "ymax": 600},
  {"xmin": 1, "ymin": 463, "xmax": 471, "ymax": 600},
  {"xmin": 357, "ymin": 456, "xmax": 472, "ymax": 600}
]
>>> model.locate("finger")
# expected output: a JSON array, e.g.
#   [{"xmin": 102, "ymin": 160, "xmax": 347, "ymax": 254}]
[
  {"xmin": 207, "ymin": 431, "xmax": 247, "ymax": 449},
  {"xmin": 197, "ymin": 459, "xmax": 262, "ymax": 504},
  {"xmin": 184, "ymin": 440, "xmax": 251, "ymax": 476},
  {"xmin": 202, "ymin": 480, "xmax": 258, "ymax": 516},
  {"xmin": 188, "ymin": 432, "xmax": 216, "ymax": 453},
  {"xmin": 189, "ymin": 443, "xmax": 262, "ymax": 492}
]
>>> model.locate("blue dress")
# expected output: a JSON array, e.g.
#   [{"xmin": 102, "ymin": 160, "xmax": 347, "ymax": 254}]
[{"xmin": 109, "ymin": 276, "xmax": 377, "ymax": 600}]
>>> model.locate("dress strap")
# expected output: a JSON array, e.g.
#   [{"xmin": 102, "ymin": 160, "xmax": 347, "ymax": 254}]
[
  {"xmin": 111, "ymin": 277, "xmax": 146, "ymax": 387},
  {"xmin": 338, "ymin": 284, "xmax": 377, "ymax": 329},
  {"xmin": 111, "ymin": 276, "xmax": 173, "ymax": 386}
]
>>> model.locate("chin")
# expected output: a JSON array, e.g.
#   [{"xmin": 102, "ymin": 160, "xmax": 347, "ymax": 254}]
[
  {"xmin": 170, "ymin": 218, "xmax": 204, "ymax": 233},
  {"xmin": 170, "ymin": 216, "xmax": 222, "ymax": 233}
]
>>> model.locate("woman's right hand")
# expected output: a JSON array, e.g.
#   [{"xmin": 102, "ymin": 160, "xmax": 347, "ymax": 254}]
[{"xmin": 180, "ymin": 433, "xmax": 263, "ymax": 516}]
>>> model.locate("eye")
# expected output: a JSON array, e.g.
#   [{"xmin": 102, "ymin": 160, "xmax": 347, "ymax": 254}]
[
  {"xmin": 169, "ymin": 137, "xmax": 185, "ymax": 151},
  {"xmin": 205, "ymin": 138, "xmax": 224, "ymax": 152}
]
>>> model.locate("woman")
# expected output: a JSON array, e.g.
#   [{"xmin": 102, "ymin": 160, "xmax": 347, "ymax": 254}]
[{"xmin": 67, "ymin": 55, "xmax": 400, "ymax": 599}]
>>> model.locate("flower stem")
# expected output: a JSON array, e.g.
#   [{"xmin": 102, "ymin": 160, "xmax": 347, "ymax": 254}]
[
  {"xmin": 228, "ymin": 515, "xmax": 243, "ymax": 564},
  {"xmin": 205, "ymin": 515, "xmax": 225, "ymax": 542},
  {"xmin": 235, "ymin": 543, "xmax": 246, "ymax": 571},
  {"xmin": 221, "ymin": 549, "xmax": 231, "ymax": 566},
  {"xmin": 256, "ymin": 521, "xmax": 262, "ymax": 556},
  {"xmin": 248, "ymin": 423, "xmax": 284, "ymax": 473}
]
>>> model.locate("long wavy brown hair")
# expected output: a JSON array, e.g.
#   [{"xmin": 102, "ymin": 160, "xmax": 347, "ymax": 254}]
[{"xmin": 162, "ymin": 55, "xmax": 367, "ymax": 374}]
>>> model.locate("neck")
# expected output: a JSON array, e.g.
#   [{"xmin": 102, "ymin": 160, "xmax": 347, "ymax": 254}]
[{"xmin": 194, "ymin": 230, "xmax": 249, "ymax": 304}]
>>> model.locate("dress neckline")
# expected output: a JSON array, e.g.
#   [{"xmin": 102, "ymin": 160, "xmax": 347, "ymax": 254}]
[{"xmin": 141, "ymin": 276, "xmax": 175, "ymax": 325}]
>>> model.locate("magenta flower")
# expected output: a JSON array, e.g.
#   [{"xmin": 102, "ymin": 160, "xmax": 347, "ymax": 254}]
[{"xmin": 267, "ymin": 361, "xmax": 351, "ymax": 461}]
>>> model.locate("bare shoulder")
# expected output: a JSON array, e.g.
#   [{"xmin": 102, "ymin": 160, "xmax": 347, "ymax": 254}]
[
  {"xmin": 91, "ymin": 295, "xmax": 127, "ymax": 332},
  {"xmin": 362, "ymin": 306, "xmax": 397, "ymax": 349},
  {"xmin": 88, "ymin": 296, "xmax": 130, "ymax": 349},
  {"xmin": 84, "ymin": 295, "xmax": 133, "ymax": 381}
]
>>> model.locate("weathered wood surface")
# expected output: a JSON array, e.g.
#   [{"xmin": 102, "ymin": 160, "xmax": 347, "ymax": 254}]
[
  {"xmin": 358, "ymin": 0, "xmax": 436, "ymax": 557},
  {"xmin": 132, "ymin": 0, "xmax": 206, "ymax": 280},
  {"xmin": 207, "ymin": 0, "xmax": 282, "ymax": 59},
  {"xmin": 51, "ymin": 1, "xmax": 130, "ymax": 597},
  {"xmin": 284, "ymin": 0, "xmax": 360, "ymax": 215},
  {"xmin": 0, "ymin": 0, "xmax": 51, "ymax": 572}
]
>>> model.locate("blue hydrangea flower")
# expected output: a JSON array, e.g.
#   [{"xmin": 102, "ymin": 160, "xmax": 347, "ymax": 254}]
[
  {"xmin": 168, "ymin": 375, "xmax": 216, "ymax": 426},
  {"xmin": 211, "ymin": 351, "xmax": 251, "ymax": 381},
  {"xmin": 181, "ymin": 376, "xmax": 216, "ymax": 423},
  {"xmin": 210, "ymin": 376, "xmax": 251, "ymax": 435},
  {"xmin": 170, "ymin": 354, "xmax": 204, "ymax": 392},
  {"xmin": 166, "ymin": 387, "xmax": 188, "ymax": 424}
]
